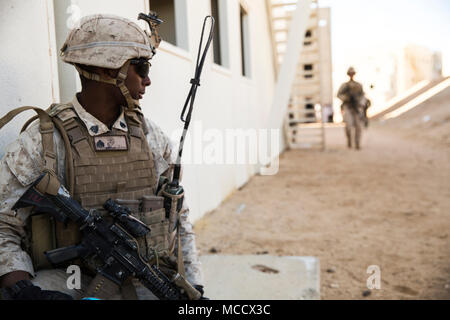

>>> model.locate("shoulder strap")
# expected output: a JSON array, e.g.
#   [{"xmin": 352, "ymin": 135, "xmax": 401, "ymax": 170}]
[
  {"xmin": 0, "ymin": 106, "xmax": 56, "ymax": 173},
  {"xmin": 48, "ymin": 103, "xmax": 77, "ymax": 195},
  {"xmin": 0, "ymin": 105, "xmax": 75, "ymax": 195}
]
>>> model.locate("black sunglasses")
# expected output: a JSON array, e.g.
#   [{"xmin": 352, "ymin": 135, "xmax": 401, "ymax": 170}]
[{"xmin": 130, "ymin": 58, "xmax": 151, "ymax": 78}]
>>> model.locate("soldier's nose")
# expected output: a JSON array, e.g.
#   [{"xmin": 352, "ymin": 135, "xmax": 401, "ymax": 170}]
[{"xmin": 144, "ymin": 76, "xmax": 151, "ymax": 87}]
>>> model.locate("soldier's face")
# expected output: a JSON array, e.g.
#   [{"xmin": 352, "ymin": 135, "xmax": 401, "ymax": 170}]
[{"xmin": 125, "ymin": 63, "xmax": 151, "ymax": 100}]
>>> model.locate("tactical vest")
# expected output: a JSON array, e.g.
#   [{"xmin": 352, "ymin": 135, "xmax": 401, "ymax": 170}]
[
  {"xmin": 52, "ymin": 104, "xmax": 172, "ymax": 266},
  {"xmin": 0, "ymin": 103, "xmax": 174, "ymax": 272}
]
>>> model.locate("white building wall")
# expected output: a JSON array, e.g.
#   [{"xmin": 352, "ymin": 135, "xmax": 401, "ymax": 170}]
[
  {"xmin": 0, "ymin": 0, "xmax": 277, "ymax": 223},
  {"xmin": 396, "ymin": 45, "xmax": 443, "ymax": 94},
  {"xmin": 0, "ymin": 0, "xmax": 59, "ymax": 153}
]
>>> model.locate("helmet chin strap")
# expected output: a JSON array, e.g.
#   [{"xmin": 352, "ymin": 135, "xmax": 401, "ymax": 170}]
[{"xmin": 75, "ymin": 60, "xmax": 138, "ymax": 110}]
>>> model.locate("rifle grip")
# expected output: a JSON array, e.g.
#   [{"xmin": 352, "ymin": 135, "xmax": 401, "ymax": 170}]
[{"xmin": 44, "ymin": 245, "xmax": 81, "ymax": 265}]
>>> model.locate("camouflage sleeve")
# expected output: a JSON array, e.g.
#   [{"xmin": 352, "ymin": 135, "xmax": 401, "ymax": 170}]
[
  {"xmin": 0, "ymin": 160, "xmax": 35, "ymax": 278},
  {"xmin": 0, "ymin": 125, "xmax": 46, "ymax": 279},
  {"xmin": 145, "ymin": 119, "xmax": 204, "ymax": 286}
]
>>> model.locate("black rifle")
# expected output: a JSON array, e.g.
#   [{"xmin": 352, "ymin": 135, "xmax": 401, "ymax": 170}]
[{"xmin": 13, "ymin": 171, "xmax": 200, "ymax": 300}]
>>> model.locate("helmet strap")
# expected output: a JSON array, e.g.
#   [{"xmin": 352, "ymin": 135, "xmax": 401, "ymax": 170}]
[
  {"xmin": 75, "ymin": 60, "xmax": 138, "ymax": 110},
  {"xmin": 75, "ymin": 65, "xmax": 116, "ymax": 85},
  {"xmin": 116, "ymin": 60, "xmax": 139, "ymax": 110}
]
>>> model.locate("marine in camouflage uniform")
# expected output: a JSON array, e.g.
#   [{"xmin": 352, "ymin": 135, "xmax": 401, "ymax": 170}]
[
  {"xmin": 337, "ymin": 67, "xmax": 365, "ymax": 150},
  {"xmin": 0, "ymin": 14, "xmax": 203, "ymax": 300}
]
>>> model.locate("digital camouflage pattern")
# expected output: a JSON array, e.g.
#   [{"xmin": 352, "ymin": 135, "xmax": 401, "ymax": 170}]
[
  {"xmin": 61, "ymin": 14, "xmax": 156, "ymax": 69},
  {"xmin": 0, "ymin": 96, "xmax": 203, "ymax": 289}
]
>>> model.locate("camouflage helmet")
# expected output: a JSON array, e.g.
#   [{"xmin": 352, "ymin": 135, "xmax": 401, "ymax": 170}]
[
  {"xmin": 60, "ymin": 14, "xmax": 159, "ymax": 69},
  {"xmin": 60, "ymin": 14, "xmax": 162, "ymax": 110},
  {"xmin": 347, "ymin": 67, "xmax": 356, "ymax": 76}
]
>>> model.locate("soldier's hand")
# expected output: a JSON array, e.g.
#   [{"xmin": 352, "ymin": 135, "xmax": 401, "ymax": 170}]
[
  {"xmin": 2, "ymin": 280, "xmax": 73, "ymax": 300},
  {"xmin": 194, "ymin": 284, "xmax": 210, "ymax": 300}
]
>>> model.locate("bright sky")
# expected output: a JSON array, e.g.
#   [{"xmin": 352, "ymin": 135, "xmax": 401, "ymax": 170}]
[{"xmin": 319, "ymin": 0, "xmax": 450, "ymax": 75}]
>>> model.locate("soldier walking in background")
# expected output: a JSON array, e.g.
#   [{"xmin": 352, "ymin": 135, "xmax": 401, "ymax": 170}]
[{"xmin": 337, "ymin": 67, "xmax": 365, "ymax": 150}]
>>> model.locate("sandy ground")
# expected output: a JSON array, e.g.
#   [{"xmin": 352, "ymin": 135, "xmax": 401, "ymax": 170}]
[{"xmin": 194, "ymin": 88, "xmax": 450, "ymax": 300}]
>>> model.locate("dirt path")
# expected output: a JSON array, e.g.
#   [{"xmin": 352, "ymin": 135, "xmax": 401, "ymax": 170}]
[{"xmin": 194, "ymin": 122, "xmax": 450, "ymax": 300}]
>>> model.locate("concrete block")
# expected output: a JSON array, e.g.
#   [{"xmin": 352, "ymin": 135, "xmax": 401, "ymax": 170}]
[{"xmin": 199, "ymin": 255, "xmax": 320, "ymax": 300}]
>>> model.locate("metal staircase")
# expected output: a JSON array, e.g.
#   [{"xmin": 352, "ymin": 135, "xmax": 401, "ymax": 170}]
[{"xmin": 266, "ymin": 0, "xmax": 326, "ymax": 150}]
